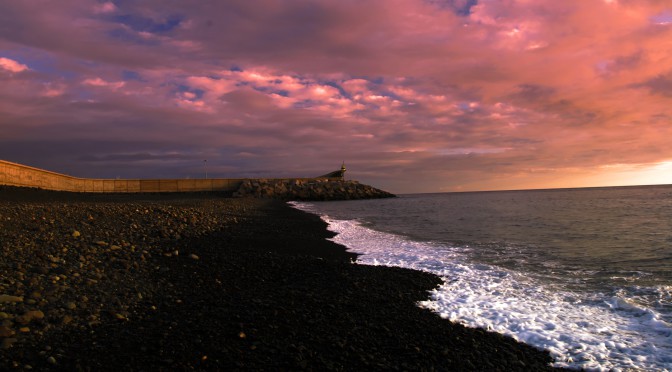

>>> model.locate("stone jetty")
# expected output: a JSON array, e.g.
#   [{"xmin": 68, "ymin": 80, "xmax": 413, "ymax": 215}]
[{"xmin": 234, "ymin": 178, "xmax": 395, "ymax": 200}]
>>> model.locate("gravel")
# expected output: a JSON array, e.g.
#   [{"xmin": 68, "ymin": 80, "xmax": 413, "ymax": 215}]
[{"xmin": 0, "ymin": 186, "xmax": 564, "ymax": 371}]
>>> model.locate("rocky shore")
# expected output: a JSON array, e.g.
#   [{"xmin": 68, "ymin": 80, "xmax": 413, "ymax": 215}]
[
  {"xmin": 0, "ymin": 186, "xmax": 562, "ymax": 371},
  {"xmin": 234, "ymin": 178, "xmax": 395, "ymax": 200}
]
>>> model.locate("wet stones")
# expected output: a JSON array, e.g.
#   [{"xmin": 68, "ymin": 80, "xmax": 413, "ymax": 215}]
[
  {"xmin": 0, "ymin": 295, "xmax": 23, "ymax": 303},
  {"xmin": 15, "ymin": 310, "xmax": 45, "ymax": 325},
  {"xmin": 0, "ymin": 326, "xmax": 14, "ymax": 338},
  {"xmin": 0, "ymin": 195, "xmax": 263, "ymax": 367}
]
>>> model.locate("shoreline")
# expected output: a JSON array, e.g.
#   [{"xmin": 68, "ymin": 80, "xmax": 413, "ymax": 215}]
[{"xmin": 0, "ymin": 187, "xmax": 561, "ymax": 370}]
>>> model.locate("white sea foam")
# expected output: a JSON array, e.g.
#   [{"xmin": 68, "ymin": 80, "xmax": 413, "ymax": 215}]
[{"xmin": 289, "ymin": 202, "xmax": 672, "ymax": 372}]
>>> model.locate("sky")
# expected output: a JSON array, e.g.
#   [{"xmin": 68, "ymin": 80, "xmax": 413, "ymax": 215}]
[{"xmin": 1, "ymin": 0, "xmax": 672, "ymax": 193}]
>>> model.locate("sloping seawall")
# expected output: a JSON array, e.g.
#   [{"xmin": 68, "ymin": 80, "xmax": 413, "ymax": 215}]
[{"xmin": 0, "ymin": 160, "xmax": 244, "ymax": 193}]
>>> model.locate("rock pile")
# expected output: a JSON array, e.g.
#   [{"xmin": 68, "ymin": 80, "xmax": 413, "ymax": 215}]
[
  {"xmin": 233, "ymin": 178, "xmax": 395, "ymax": 200},
  {"xmin": 0, "ymin": 194, "xmax": 256, "ymax": 369}
]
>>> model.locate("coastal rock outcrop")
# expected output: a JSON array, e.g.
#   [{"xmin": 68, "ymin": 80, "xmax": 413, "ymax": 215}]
[{"xmin": 233, "ymin": 178, "xmax": 395, "ymax": 200}]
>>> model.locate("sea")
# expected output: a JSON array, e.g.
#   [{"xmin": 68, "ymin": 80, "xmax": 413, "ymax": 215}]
[{"xmin": 290, "ymin": 185, "xmax": 672, "ymax": 371}]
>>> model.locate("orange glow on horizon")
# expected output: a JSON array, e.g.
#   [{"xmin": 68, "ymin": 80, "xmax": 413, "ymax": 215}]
[
  {"xmin": 589, "ymin": 161, "xmax": 672, "ymax": 188},
  {"xmin": 441, "ymin": 161, "xmax": 672, "ymax": 193}
]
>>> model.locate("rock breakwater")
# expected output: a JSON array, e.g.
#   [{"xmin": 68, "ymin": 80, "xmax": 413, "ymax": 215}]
[{"xmin": 234, "ymin": 178, "xmax": 395, "ymax": 200}]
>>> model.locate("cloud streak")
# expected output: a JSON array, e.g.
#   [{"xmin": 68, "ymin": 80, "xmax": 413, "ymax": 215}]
[
  {"xmin": 1, "ymin": 0, "xmax": 671, "ymax": 192},
  {"xmin": 0, "ymin": 57, "xmax": 29, "ymax": 73}
]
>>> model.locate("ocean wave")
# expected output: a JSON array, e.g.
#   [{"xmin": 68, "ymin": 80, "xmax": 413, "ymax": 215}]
[{"xmin": 314, "ymin": 214, "xmax": 672, "ymax": 371}]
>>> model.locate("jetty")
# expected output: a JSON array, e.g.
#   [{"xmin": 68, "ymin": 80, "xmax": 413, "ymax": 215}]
[{"xmin": 0, "ymin": 160, "xmax": 393, "ymax": 200}]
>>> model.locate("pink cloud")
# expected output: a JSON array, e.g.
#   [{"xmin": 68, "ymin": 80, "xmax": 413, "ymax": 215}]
[
  {"xmin": 0, "ymin": 57, "xmax": 29, "ymax": 73},
  {"xmin": 1, "ymin": 0, "xmax": 672, "ymax": 192},
  {"xmin": 41, "ymin": 82, "xmax": 66, "ymax": 97},
  {"xmin": 83, "ymin": 77, "xmax": 126, "ymax": 89},
  {"xmin": 93, "ymin": 2, "xmax": 116, "ymax": 14}
]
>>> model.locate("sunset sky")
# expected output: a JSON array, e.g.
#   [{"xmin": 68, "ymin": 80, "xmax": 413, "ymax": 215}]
[{"xmin": 1, "ymin": 0, "xmax": 671, "ymax": 193}]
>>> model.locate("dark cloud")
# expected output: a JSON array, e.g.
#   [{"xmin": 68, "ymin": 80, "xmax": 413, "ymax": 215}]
[
  {"xmin": 510, "ymin": 84, "xmax": 557, "ymax": 103},
  {"xmin": 1, "ymin": 0, "xmax": 672, "ymax": 192},
  {"xmin": 428, "ymin": 0, "xmax": 479, "ymax": 16},
  {"xmin": 633, "ymin": 73, "xmax": 672, "ymax": 97},
  {"xmin": 79, "ymin": 152, "xmax": 195, "ymax": 163}
]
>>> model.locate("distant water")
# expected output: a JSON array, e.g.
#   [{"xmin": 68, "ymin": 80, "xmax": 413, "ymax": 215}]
[{"xmin": 291, "ymin": 185, "xmax": 672, "ymax": 371}]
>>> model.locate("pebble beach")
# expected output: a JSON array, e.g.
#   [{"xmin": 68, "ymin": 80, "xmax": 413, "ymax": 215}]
[{"xmin": 0, "ymin": 187, "xmax": 561, "ymax": 371}]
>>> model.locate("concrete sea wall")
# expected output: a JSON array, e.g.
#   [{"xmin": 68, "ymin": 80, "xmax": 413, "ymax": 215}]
[{"xmin": 0, "ymin": 160, "xmax": 243, "ymax": 193}]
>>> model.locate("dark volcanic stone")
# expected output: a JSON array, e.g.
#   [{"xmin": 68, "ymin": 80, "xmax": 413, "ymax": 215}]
[{"xmin": 0, "ymin": 187, "xmax": 563, "ymax": 371}]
